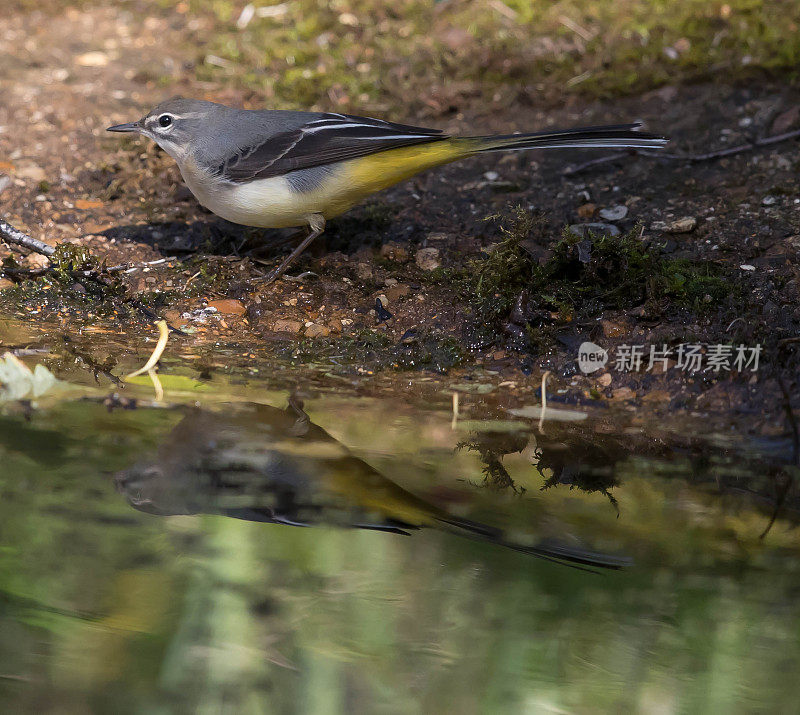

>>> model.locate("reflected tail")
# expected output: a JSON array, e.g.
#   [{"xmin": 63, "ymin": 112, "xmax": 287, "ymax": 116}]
[{"xmin": 436, "ymin": 515, "xmax": 630, "ymax": 571}]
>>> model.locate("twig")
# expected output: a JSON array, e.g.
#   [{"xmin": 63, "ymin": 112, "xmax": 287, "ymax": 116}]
[
  {"xmin": 0, "ymin": 220, "xmax": 55, "ymax": 256},
  {"xmin": 538, "ymin": 370, "xmax": 551, "ymax": 433},
  {"xmin": 125, "ymin": 320, "xmax": 169, "ymax": 380},
  {"xmin": 0, "ymin": 266, "xmax": 50, "ymax": 279},
  {"xmin": 563, "ymin": 151, "xmax": 630, "ymax": 175},
  {"xmin": 147, "ymin": 368, "xmax": 164, "ymax": 402},
  {"xmin": 105, "ymin": 257, "xmax": 177, "ymax": 274},
  {"xmin": 0, "ymin": 218, "xmax": 186, "ymax": 333},
  {"xmin": 564, "ymin": 127, "xmax": 800, "ymax": 176}
]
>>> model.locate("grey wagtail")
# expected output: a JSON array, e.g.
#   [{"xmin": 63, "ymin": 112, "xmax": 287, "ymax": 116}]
[{"xmin": 108, "ymin": 98, "xmax": 666, "ymax": 282}]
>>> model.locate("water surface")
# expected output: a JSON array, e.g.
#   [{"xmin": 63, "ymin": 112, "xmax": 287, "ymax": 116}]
[{"xmin": 0, "ymin": 323, "xmax": 798, "ymax": 713}]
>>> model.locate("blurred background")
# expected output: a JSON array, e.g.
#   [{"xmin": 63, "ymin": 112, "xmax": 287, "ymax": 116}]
[{"xmin": 6, "ymin": 0, "xmax": 799, "ymax": 118}]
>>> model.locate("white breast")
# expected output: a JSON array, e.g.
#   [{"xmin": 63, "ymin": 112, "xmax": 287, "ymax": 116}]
[{"xmin": 177, "ymin": 157, "xmax": 351, "ymax": 229}]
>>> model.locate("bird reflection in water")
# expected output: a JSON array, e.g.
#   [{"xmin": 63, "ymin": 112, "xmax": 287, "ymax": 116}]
[{"xmin": 115, "ymin": 396, "xmax": 626, "ymax": 570}]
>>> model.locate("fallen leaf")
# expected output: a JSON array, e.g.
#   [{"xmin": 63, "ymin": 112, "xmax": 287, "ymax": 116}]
[
  {"xmin": 206, "ymin": 299, "xmax": 246, "ymax": 316},
  {"xmin": 75, "ymin": 199, "xmax": 104, "ymax": 210}
]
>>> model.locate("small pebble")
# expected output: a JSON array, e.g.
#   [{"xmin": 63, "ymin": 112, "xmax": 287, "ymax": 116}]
[
  {"xmin": 272, "ymin": 319, "xmax": 303, "ymax": 333},
  {"xmin": 651, "ymin": 217, "xmax": 697, "ymax": 233},
  {"xmin": 379, "ymin": 242, "xmax": 409, "ymax": 262},
  {"xmin": 415, "ymin": 247, "xmax": 441, "ymax": 271},
  {"xmin": 355, "ymin": 262, "xmax": 373, "ymax": 281},
  {"xmin": 386, "ymin": 284, "xmax": 410, "ymax": 301},
  {"xmin": 762, "ymin": 195, "xmax": 778, "ymax": 206},
  {"xmin": 739, "ymin": 264, "xmax": 756, "ymax": 271},
  {"xmin": 599, "ymin": 205, "xmax": 628, "ymax": 221},
  {"xmin": 304, "ymin": 323, "xmax": 330, "ymax": 338}
]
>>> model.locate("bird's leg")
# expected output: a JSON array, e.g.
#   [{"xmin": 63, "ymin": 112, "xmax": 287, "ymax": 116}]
[{"xmin": 262, "ymin": 214, "xmax": 325, "ymax": 285}]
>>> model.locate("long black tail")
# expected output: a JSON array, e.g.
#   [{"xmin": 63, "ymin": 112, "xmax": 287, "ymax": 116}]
[
  {"xmin": 436, "ymin": 514, "xmax": 630, "ymax": 571},
  {"xmin": 466, "ymin": 122, "xmax": 667, "ymax": 153}
]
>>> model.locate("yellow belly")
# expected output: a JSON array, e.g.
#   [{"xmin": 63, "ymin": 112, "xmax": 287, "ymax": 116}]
[{"xmin": 178, "ymin": 140, "xmax": 468, "ymax": 229}]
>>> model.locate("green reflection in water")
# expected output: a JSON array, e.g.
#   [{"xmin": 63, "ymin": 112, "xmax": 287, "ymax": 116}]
[{"xmin": 0, "ymin": 392, "xmax": 798, "ymax": 713}]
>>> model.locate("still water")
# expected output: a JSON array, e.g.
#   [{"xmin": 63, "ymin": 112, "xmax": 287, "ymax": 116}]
[{"xmin": 0, "ymin": 330, "xmax": 799, "ymax": 712}]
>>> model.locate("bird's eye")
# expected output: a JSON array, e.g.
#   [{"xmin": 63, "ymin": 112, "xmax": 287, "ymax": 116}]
[{"xmin": 158, "ymin": 114, "xmax": 173, "ymax": 128}]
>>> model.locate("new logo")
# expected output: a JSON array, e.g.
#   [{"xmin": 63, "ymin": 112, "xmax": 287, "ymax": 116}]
[{"xmin": 577, "ymin": 342, "xmax": 608, "ymax": 374}]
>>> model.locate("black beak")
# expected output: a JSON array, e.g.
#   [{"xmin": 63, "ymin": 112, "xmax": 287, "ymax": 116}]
[{"xmin": 106, "ymin": 121, "xmax": 141, "ymax": 133}]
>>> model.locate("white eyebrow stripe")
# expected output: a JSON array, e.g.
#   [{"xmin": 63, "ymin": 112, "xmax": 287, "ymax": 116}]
[{"xmin": 150, "ymin": 111, "xmax": 206, "ymax": 122}]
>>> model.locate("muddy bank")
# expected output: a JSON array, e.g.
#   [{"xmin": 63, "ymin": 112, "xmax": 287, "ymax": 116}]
[{"xmin": 1, "ymin": 3, "xmax": 798, "ymax": 433}]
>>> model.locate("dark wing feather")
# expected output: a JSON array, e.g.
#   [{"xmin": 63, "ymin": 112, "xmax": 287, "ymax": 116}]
[{"xmin": 217, "ymin": 113, "xmax": 448, "ymax": 183}]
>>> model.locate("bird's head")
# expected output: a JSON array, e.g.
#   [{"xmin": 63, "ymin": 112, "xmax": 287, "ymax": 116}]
[{"xmin": 106, "ymin": 97, "xmax": 224, "ymax": 161}]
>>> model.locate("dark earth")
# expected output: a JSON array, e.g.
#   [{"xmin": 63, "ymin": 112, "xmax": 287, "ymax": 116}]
[{"xmin": 1, "ymin": 3, "xmax": 799, "ymax": 438}]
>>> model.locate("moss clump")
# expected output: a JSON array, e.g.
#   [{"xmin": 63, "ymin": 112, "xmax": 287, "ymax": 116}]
[
  {"xmin": 50, "ymin": 243, "xmax": 101, "ymax": 282},
  {"xmin": 540, "ymin": 226, "xmax": 732, "ymax": 315},
  {"xmin": 468, "ymin": 208, "xmax": 544, "ymax": 326},
  {"xmin": 464, "ymin": 209, "xmax": 736, "ymax": 337},
  {"xmin": 284, "ymin": 328, "xmax": 467, "ymax": 373}
]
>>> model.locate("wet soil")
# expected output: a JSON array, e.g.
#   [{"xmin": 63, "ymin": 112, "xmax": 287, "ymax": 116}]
[{"xmin": 1, "ymin": 4, "xmax": 799, "ymax": 434}]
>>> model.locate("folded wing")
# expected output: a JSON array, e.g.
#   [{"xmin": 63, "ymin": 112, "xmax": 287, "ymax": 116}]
[{"xmin": 217, "ymin": 113, "xmax": 448, "ymax": 182}]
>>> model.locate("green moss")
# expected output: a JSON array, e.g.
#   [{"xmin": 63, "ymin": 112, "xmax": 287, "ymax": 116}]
[
  {"xmin": 50, "ymin": 243, "xmax": 101, "ymax": 282},
  {"xmin": 463, "ymin": 208, "xmax": 738, "ymax": 341},
  {"xmin": 178, "ymin": 0, "xmax": 800, "ymax": 114},
  {"xmin": 1, "ymin": 244, "xmax": 136, "ymax": 320},
  {"xmin": 468, "ymin": 208, "xmax": 544, "ymax": 326},
  {"xmin": 538, "ymin": 225, "xmax": 734, "ymax": 314},
  {"xmin": 15, "ymin": 1, "xmax": 800, "ymax": 108}
]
